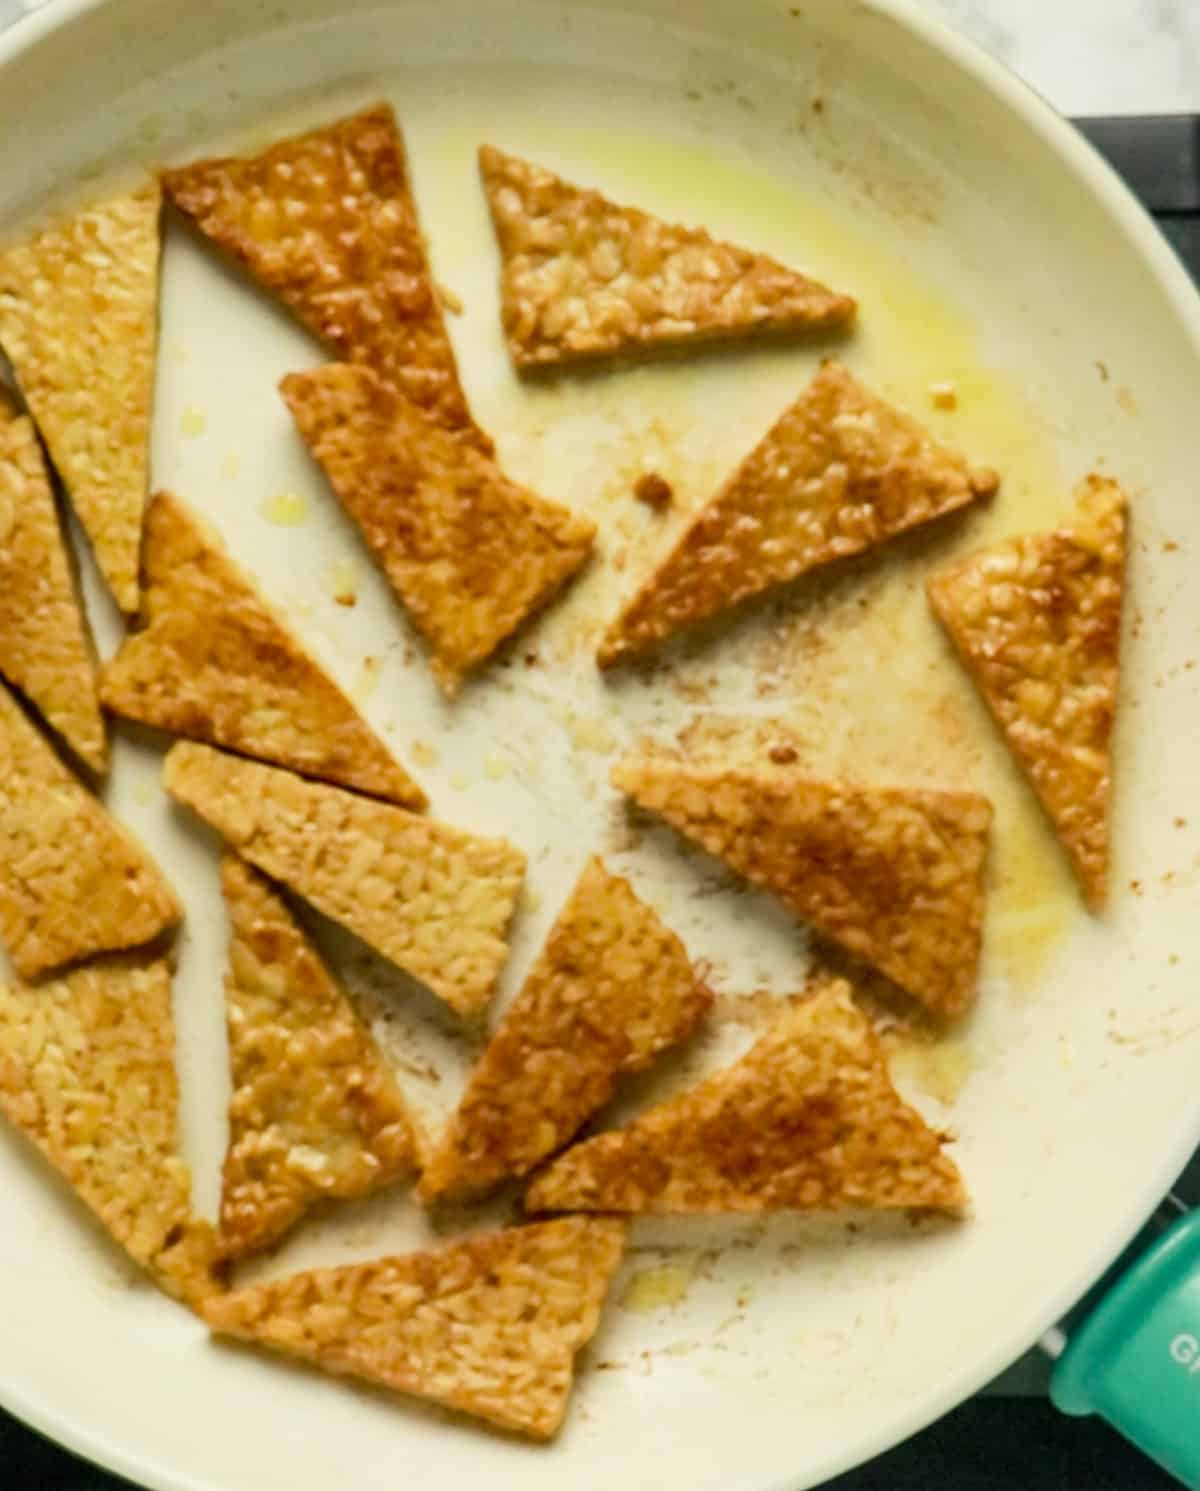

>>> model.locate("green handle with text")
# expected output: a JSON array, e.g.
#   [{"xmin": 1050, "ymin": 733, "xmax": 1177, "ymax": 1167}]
[{"xmin": 1051, "ymin": 1211, "xmax": 1200, "ymax": 1488}]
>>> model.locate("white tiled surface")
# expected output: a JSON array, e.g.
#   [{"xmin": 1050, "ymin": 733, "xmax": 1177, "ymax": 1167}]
[{"xmin": 925, "ymin": 0, "xmax": 1200, "ymax": 114}]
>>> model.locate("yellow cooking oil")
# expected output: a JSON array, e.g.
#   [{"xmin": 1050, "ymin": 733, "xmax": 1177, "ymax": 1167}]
[
  {"xmin": 179, "ymin": 404, "xmax": 207, "ymax": 437},
  {"xmin": 889, "ymin": 1037, "xmax": 974, "ymax": 1107},
  {"xmin": 431, "ymin": 109, "xmax": 1064, "ymax": 520},
  {"xmin": 483, "ymin": 751, "xmax": 511, "ymax": 780},
  {"xmin": 623, "ymin": 1263, "xmax": 694, "ymax": 1313},
  {"xmin": 559, "ymin": 135, "xmax": 1078, "ymax": 972},
  {"xmin": 588, "ymin": 130, "xmax": 1062, "ymax": 511},
  {"xmin": 986, "ymin": 781, "xmax": 1076, "ymax": 996},
  {"xmin": 260, "ymin": 490, "xmax": 310, "ymax": 527},
  {"xmin": 424, "ymin": 111, "xmax": 1078, "ymax": 992},
  {"xmin": 321, "ymin": 556, "xmax": 358, "ymax": 607}
]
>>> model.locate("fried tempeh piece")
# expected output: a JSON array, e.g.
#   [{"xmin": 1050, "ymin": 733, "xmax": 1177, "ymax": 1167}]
[
  {"xmin": 0, "ymin": 389, "xmax": 106, "ymax": 772},
  {"xmin": 163, "ymin": 104, "xmax": 485, "ymax": 447},
  {"xmin": 0, "ymin": 954, "xmax": 220, "ymax": 1304},
  {"xmin": 613, "ymin": 754, "xmax": 991, "ymax": 1019},
  {"xmin": 598, "ymin": 361, "xmax": 998, "ymax": 667},
  {"xmin": 218, "ymin": 855, "xmax": 421, "ymax": 1260},
  {"xmin": 101, "ymin": 491, "xmax": 425, "ymax": 808},
  {"xmin": 0, "ymin": 182, "xmax": 161, "ymax": 614},
  {"xmin": 203, "ymin": 1217, "xmax": 628, "ymax": 1438},
  {"xmin": 421, "ymin": 857, "xmax": 711, "ymax": 1202},
  {"xmin": 478, "ymin": 145, "xmax": 856, "ymax": 369},
  {"xmin": 526, "ymin": 981, "xmax": 965, "ymax": 1214},
  {"xmin": 927, "ymin": 475, "xmax": 1127, "ymax": 909},
  {"xmin": 165, "ymin": 743, "xmax": 524, "ymax": 1017},
  {"xmin": 0, "ymin": 680, "xmax": 180, "ymax": 979},
  {"xmin": 281, "ymin": 363, "xmax": 596, "ymax": 696}
]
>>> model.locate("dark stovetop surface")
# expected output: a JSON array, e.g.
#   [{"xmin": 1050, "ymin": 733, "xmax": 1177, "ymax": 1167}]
[{"xmin": 2, "ymin": 115, "xmax": 1199, "ymax": 1491}]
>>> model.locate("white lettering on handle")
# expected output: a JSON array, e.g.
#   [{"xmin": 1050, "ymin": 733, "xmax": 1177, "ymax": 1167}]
[{"xmin": 1169, "ymin": 1333, "xmax": 1200, "ymax": 1374}]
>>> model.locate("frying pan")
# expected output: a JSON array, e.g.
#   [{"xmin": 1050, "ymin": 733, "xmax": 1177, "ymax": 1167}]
[{"xmin": 0, "ymin": 0, "xmax": 1198, "ymax": 1487}]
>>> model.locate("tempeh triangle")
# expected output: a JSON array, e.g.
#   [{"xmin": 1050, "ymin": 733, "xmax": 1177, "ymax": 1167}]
[
  {"xmin": 927, "ymin": 475, "xmax": 1126, "ymax": 909},
  {"xmin": 598, "ymin": 361, "xmax": 998, "ymax": 667},
  {"xmin": 0, "ymin": 389, "xmax": 106, "ymax": 772},
  {"xmin": 203, "ymin": 1217, "xmax": 627, "ymax": 1438},
  {"xmin": 282, "ymin": 363, "xmax": 595, "ymax": 695},
  {"xmin": 0, "ymin": 680, "xmax": 180, "ymax": 980},
  {"xmin": 163, "ymin": 104, "xmax": 486, "ymax": 447},
  {"xmin": 478, "ymin": 145, "xmax": 856, "ymax": 369},
  {"xmin": 0, "ymin": 181, "xmax": 161, "ymax": 614},
  {"xmin": 165, "ymin": 742, "xmax": 524, "ymax": 1017},
  {"xmin": 526, "ymin": 981, "xmax": 965, "ymax": 1215},
  {"xmin": 0, "ymin": 954, "xmax": 220, "ymax": 1303},
  {"xmin": 613, "ymin": 754, "xmax": 991, "ymax": 1018},
  {"xmin": 218, "ymin": 854, "xmax": 421, "ymax": 1260},
  {"xmin": 101, "ymin": 491, "xmax": 426, "ymax": 808},
  {"xmin": 421, "ymin": 856, "xmax": 711, "ymax": 1202}
]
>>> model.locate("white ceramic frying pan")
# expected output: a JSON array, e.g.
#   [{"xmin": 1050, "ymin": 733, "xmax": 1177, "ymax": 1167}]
[{"xmin": 1, "ymin": 1, "xmax": 1199, "ymax": 1487}]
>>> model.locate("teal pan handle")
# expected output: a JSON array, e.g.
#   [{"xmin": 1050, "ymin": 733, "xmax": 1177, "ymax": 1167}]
[{"xmin": 1050, "ymin": 1209, "xmax": 1200, "ymax": 1488}]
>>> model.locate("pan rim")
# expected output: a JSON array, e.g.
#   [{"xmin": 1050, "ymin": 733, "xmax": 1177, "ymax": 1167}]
[{"xmin": 0, "ymin": 1, "xmax": 1197, "ymax": 1487}]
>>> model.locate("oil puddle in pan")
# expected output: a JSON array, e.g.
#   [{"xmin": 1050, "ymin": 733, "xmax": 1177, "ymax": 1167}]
[
  {"xmin": 887, "ymin": 1037, "xmax": 974, "ymax": 1108},
  {"xmin": 987, "ymin": 792, "xmax": 1077, "ymax": 998},
  {"xmin": 416, "ymin": 103, "xmax": 1083, "ymax": 1006}
]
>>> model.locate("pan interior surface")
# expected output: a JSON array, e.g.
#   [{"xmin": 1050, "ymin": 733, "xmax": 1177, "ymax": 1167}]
[{"xmin": 0, "ymin": 2, "xmax": 1198, "ymax": 1488}]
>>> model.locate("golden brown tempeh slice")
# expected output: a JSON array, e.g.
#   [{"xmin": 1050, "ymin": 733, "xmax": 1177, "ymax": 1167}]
[
  {"xmin": 281, "ymin": 363, "xmax": 595, "ymax": 696},
  {"xmin": 478, "ymin": 145, "xmax": 856, "ymax": 369},
  {"xmin": 421, "ymin": 856, "xmax": 711, "ymax": 1202},
  {"xmin": 163, "ymin": 104, "xmax": 486, "ymax": 447},
  {"xmin": 0, "ymin": 680, "xmax": 180, "ymax": 979},
  {"xmin": 101, "ymin": 491, "xmax": 426, "ymax": 808},
  {"xmin": 218, "ymin": 855, "xmax": 421, "ymax": 1260},
  {"xmin": 598, "ymin": 361, "xmax": 998, "ymax": 667},
  {"xmin": 526, "ymin": 981, "xmax": 965, "ymax": 1214},
  {"xmin": 613, "ymin": 754, "xmax": 991, "ymax": 1018},
  {"xmin": 928, "ymin": 475, "xmax": 1126, "ymax": 909},
  {"xmin": 0, "ymin": 954, "xmax": 220, "ymax": 1304},
  {"xmin": 0, "ymin": 390, "xmax": 106, "ymax": 772},
  {"xmin": 0, "ymin": 182, "xmax": 161, "ymax": 614},
  {"xmin": 165, "ymin": 742, "xmax": 524, "ymax": 1017},
  {"xmin": 203, "ymin": 1217, "xmax": 628, "ymax": 1439}
]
